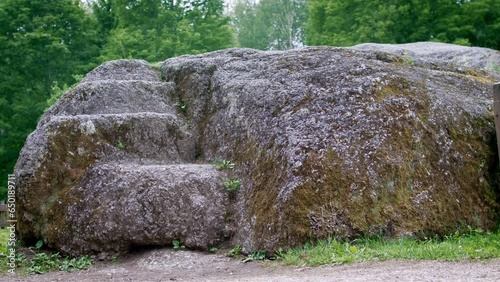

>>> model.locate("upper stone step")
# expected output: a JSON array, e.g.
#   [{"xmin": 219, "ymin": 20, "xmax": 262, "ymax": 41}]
[
  {"xmin": 42, "ymin": 80, "xmax": 176, "ymax": 125},
  {"xmin": 82, "ymin": 59, "xmax": 161, "ymax": 82},
  {"xmin": 16, "ymin": 112, "xmax": 196, "ymax": 180}
]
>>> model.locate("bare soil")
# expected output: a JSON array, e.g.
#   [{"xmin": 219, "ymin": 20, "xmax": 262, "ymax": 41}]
[{"xmin": 4, "ymin": 248, "xmax": 500, "ymax": 282}]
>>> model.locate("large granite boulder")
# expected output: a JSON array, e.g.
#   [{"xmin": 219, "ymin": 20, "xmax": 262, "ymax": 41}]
[
  {"xmin": 161, "ymin": 44, "xmax": 500, "ymax": 251},
  {"xmin": 15, "ymin": 43, "xmax": 500, "ymax": 256}
]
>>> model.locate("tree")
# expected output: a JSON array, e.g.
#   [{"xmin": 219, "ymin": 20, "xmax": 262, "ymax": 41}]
[
  {"xmin": 91, "ymin": 0, "xmax": 118, "ymax": 38},
  {"xmin": 305, "ymin": 0, "xmax": 500, "ymax": 50},
  {"xmin": 232, "ymin": 0, "xmax": 307, "ymax": 50},
  {"xmin": 233, "ymin": 0, "xmax": 269, "ymax": 50},
  {"xmin": 461, "ymin": 0, "xmax": 500, "ymax": 50},
  {"xmin": 0, "ymin": 0, "xmax": 100, "ymax": 199},
  {"xmin": 98, "ymin": 0, "xmax": 235, "ymax": 61}
]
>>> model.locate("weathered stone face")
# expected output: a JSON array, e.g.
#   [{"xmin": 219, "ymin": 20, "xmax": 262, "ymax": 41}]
[
  {"xmin": 15, "ymin": 44, "xmax": 500, "ymax": 257},
  {"xmin": 161, "ymin": 44, "xmax": 499, "ymax": 252}
]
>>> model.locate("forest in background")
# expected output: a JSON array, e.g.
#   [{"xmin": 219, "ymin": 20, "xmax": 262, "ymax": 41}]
[{"xmin": 1, "ymin": 0, "xmax": 499, "ymax": 200}]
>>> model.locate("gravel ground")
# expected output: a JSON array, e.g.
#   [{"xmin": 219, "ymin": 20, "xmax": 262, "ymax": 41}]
[{"xmin": 4, "ymin": 249, "xmax": 500, "ymax": 282}]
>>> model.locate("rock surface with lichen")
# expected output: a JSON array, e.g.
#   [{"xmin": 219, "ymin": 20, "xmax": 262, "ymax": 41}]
[{"xmin": 15, "ymin": 43, "xmax": 500, "ymax": 257}]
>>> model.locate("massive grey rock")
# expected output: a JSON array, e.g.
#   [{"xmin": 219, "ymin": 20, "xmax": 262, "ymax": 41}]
[
  {"xmin": 15, "ymin": 43, "xmax": 500, "ymax": 256},
  {"xmin": 161, "ymin": 44, "xmax": 499, "ymax": 252}
]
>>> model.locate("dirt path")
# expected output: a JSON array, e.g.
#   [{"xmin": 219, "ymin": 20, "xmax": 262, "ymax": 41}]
[{"xmin": 5, "ymin": 248, "xmax": 500, "ymax": 281}]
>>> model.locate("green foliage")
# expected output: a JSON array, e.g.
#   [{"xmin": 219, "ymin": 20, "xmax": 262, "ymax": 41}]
[
  {"xmin": 0, "ymin": 252, "xmax": 26, "ymax": 273},
  {"xmin": 218, "ymin": 160, "xmax": 235, "ymax": 170},
  {"xmin": 98, "ymin": 0, "xmax": 235, "ymax": 62},
  {"xmin": 0, "ymin": 0, "xmax": 101, "ymax": 201},
  {"xmin": 242, "ymin": 251, "xmax": 266, "ymax": 262},
  {"xmin": 0, "ymin": 229, "xmax": 10, "ymax": 255},
  {"xmin": 461, "ymin": 0, "xmax": 500, "ymax": 50},
  {"xmin": 178, "ymin": 100, "xmax": 188, "ymax": 115},
  {"xmin": 279, "ymin": 227, "xmax": 500, "ymax": 266},
  {"xmin": 306, "ymin": 0, "xmax": 500, "ymax": 50},
  {"xmin": 26, "ymin": 252, "xmax": 92, "ymax": 274},
  {"xmin": 47, "ymin": 74, "xmax": 84, "ymax": 108},
  {"xmin": 223, "ymin": 179, "xmax": 241, "ymax": 192},
  {"xmin": 35, "ymin": 240, "xmax": 43, "ymax": 250},
  {"xmin": 211, "ymin": 159, "xmax": 235, "ymax": 170},
  {"xmin": 91, "ymin": 0, "xmax": 117, "ymax": 37},
  {"xmin": 0, "ymin": 237, "xmax": 92, "ymax": 274},
  {"xmin": 212, "ymin": 159, "xmax": 241, "ymax": 192},
  {"xmin": 232, "ymin": 0, "xmax": 307, "ymax": 50},
  {"xmin": 490, "ymin": 64, "xmax": 500, "ymax": 73},
  {"xmin": 116, "ymin": 139, "xmax": 126, "ymax": 150},
  {"xmin": 402, "ymin": 52, "xmax": 415, "ymax": 66},
  {"xmin": 27, "ymin": 252, "xmax": 64, "ymax": 274},
  {"xmin": 58, "ymin": 256, "xmax": 92, "ymax": 272},
  {"xmin": 172, "ymin": 239, "xmax": 185, "ymax": 250},
  {"xmin": 227, "ymin": 245, "xmax": 242, "ymax": 257}
]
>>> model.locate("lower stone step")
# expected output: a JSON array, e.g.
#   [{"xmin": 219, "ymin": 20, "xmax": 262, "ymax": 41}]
[{"xmin": 38, "ymin": 163, "xmax": 227, "ymax": 257}]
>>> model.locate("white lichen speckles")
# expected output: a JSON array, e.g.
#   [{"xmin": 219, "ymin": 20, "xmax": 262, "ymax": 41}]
[
  {"xmin": 80, "ymin": 119, "xmax": 96, "ymax": 135},
  {"xmin": 412, "ymin": 190, "xmax": 433, "ymax": 207}
]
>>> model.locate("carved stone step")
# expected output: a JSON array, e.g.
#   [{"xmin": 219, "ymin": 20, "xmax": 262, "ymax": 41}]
[{"xmin": 50, "ymin": 163, "xmax": 228, "ymax": 256}]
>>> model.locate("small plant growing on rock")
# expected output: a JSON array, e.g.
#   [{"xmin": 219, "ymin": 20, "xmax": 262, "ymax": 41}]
[
  {"xmin": 178, "ymin": 100, "xmax": 188, "ymax": 114},
  {"xmin": 172, "ymin": 239, "xmax": 185, "ymax": 250},
  {"xmin": 227, "ymin": 245, "xmax": 242, "ymax": 257},
  {"xmin": 210, "ymin": 159, "xmax": 235, "ymax": 170},
  {"xmin": 402, "ymin": 51, "xmax": 415, "ymax": 65},
  {"xmin": 217, "ymin": 160, "xmax": 235, "ymax": 170},
  {"xmin": 116, "ymin": 139, "xmax": 125, "ymax": 150},
  {"xmin": 242, "ymin": 251, "xmax": 266, "ymax": 263},
  {"xmin": 223, "ymin": 179, "xmax": 241, "ymax": 192}
]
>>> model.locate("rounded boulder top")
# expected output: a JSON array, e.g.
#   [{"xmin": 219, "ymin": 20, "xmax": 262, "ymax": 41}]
[
  {"xmin": 351, "ymin": 42, "xmax": 500, "ymax": 75},
  {"xmin": 82, "ymin": 59, "xmax": 161, "ymax": 82}
]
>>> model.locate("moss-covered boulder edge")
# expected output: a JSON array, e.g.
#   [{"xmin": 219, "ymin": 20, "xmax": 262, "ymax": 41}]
[{"xmin": 15, "ymin": 42, "xmax": 500, "ymax": 257}]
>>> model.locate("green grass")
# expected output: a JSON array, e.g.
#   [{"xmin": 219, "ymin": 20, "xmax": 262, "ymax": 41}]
[
  {"xmin": 0, "ymin": 231, "xmax": 93, "ymax": 275},
  {"xmin": 0, "ymin": 228, "xmax": 9, "ymax": 254},
  {"xmin": 279, "ymin": 228, "xmax": 500, "ymax": 266}
]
